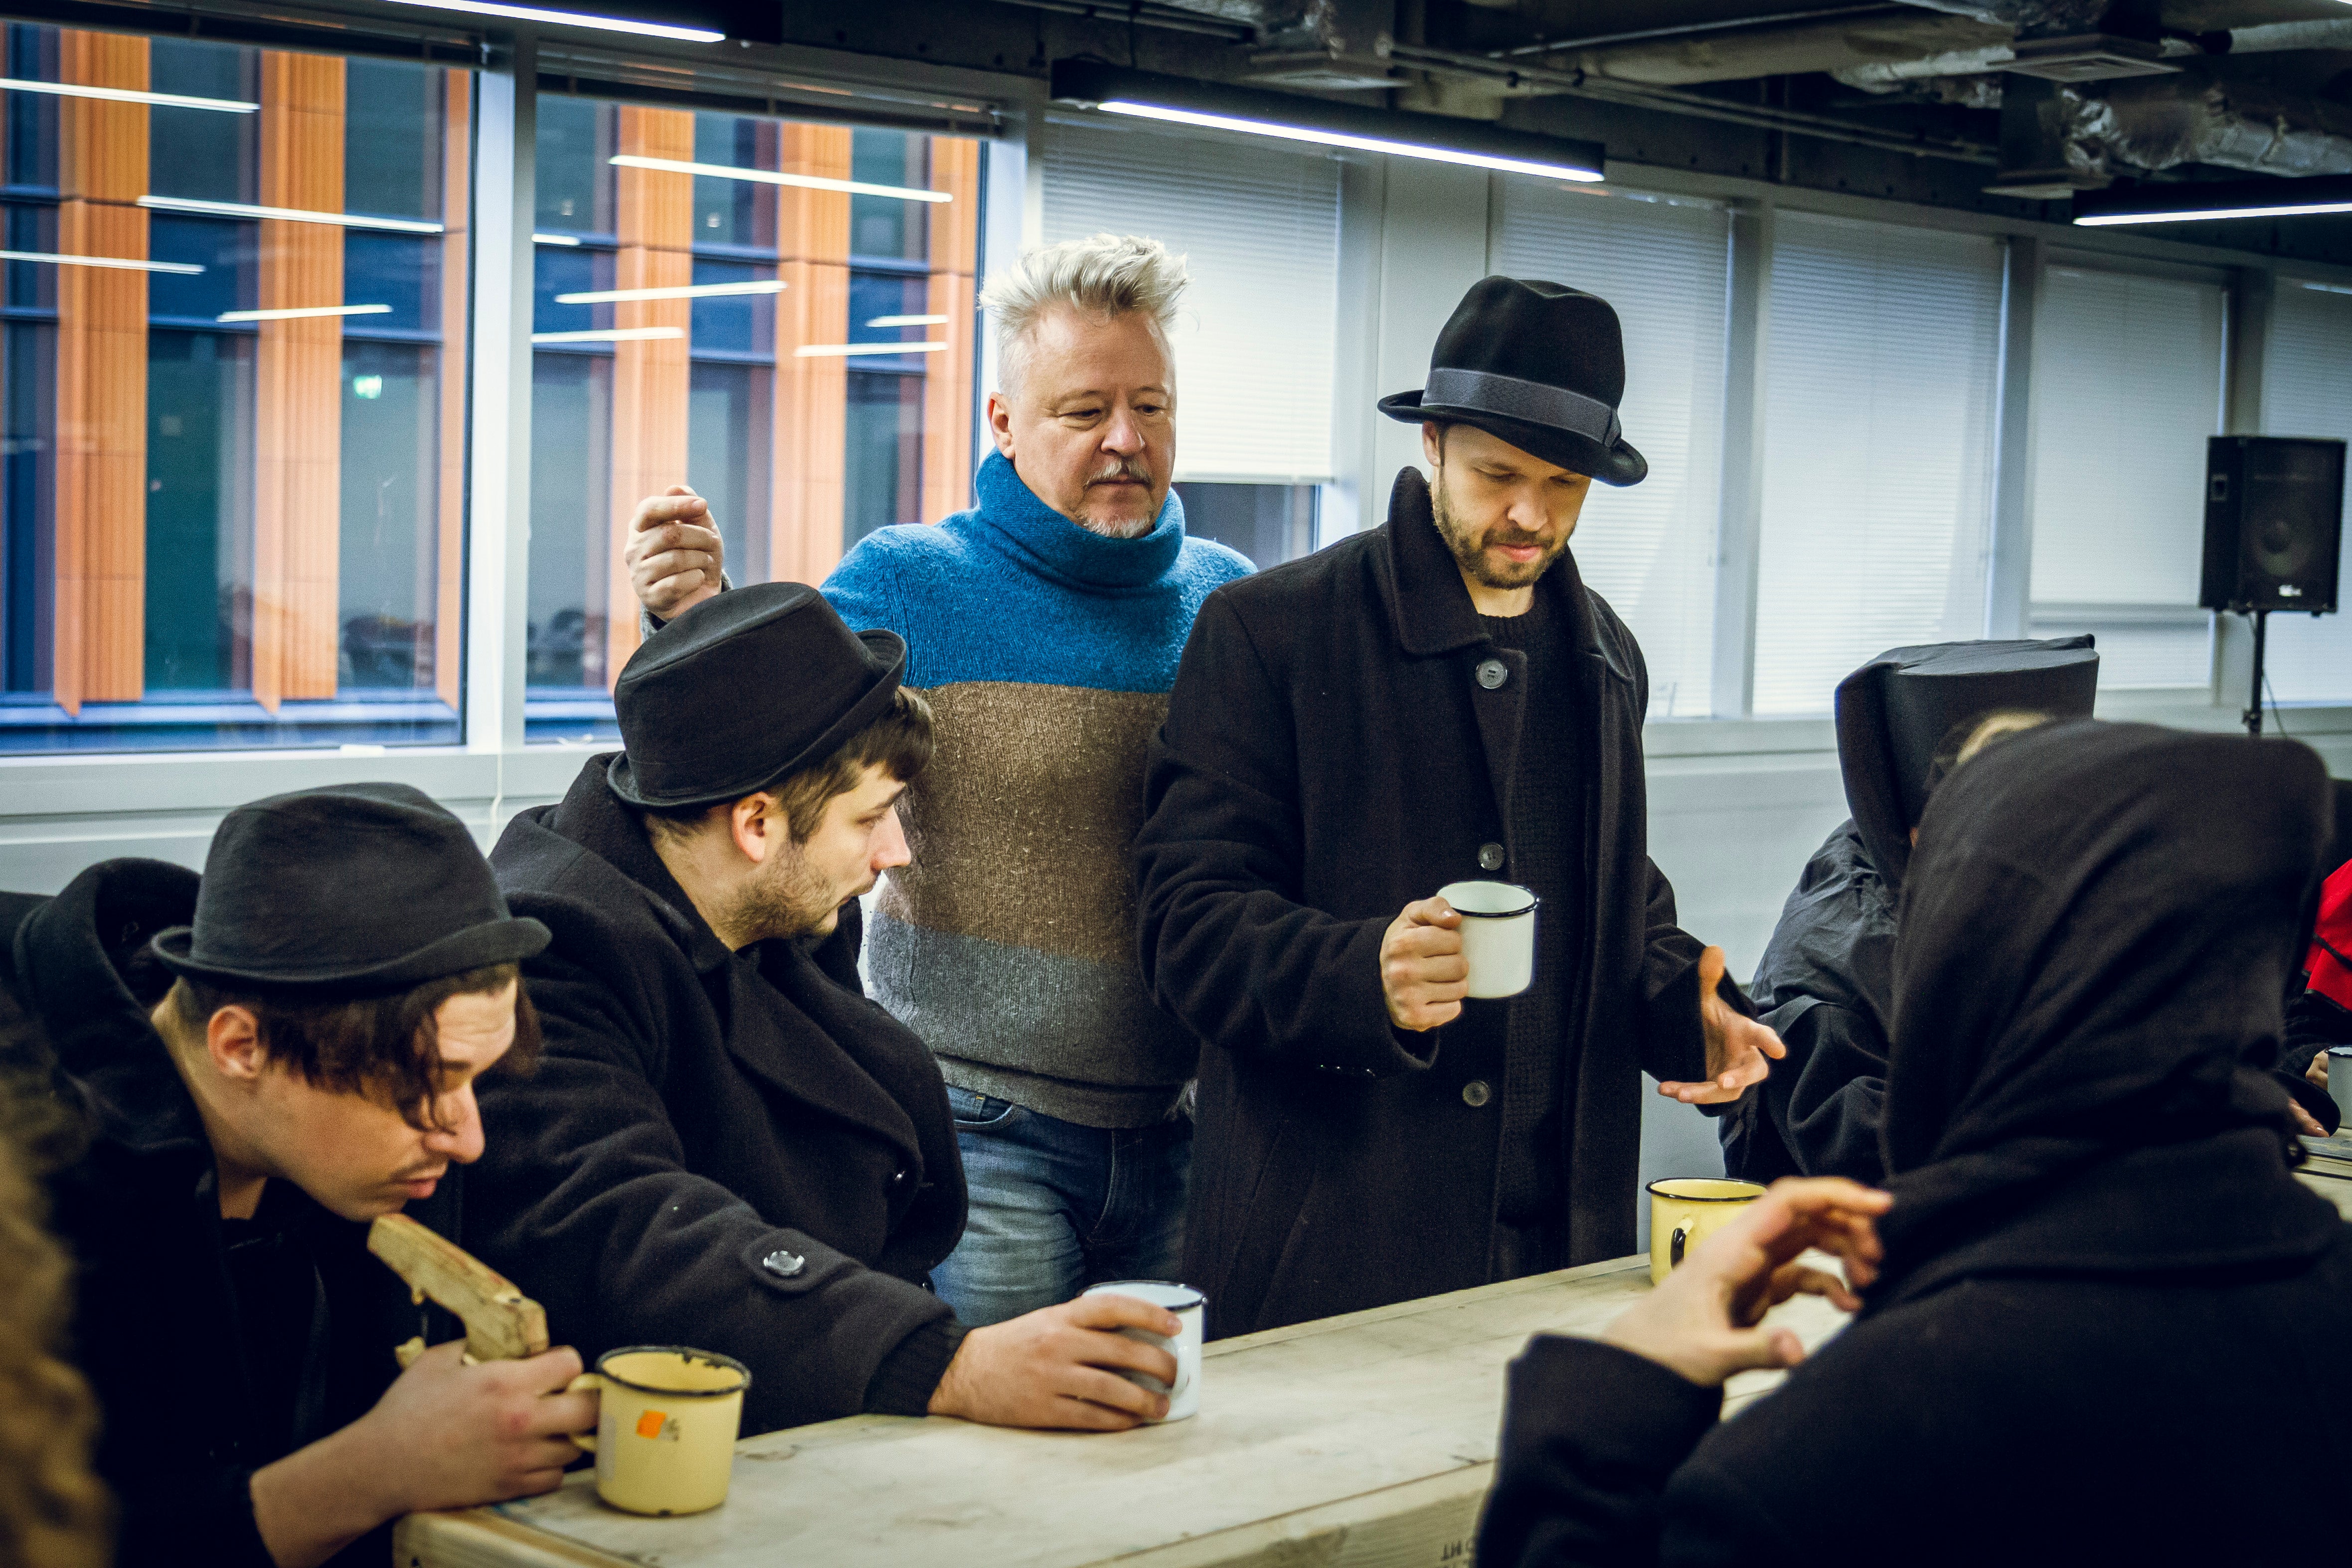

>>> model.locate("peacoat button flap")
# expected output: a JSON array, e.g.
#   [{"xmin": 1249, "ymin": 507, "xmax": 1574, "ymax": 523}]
[
  {"xmin": 1475, "ymin": 658, "xmax": 1509, "ymax": 690},
  {"xmin": 744, "ymin": 1233, "xmax": 848, "ymax": 1296}
]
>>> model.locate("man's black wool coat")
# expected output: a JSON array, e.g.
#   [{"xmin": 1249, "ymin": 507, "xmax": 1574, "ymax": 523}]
[
  {"xmin": 1136, "ymin": 467, "xmax": 1719, "ymax": 1337},
  {"xmin": 469, "ymin": 759, "xmax": 968, "ymax": 1434},
  {"xmin": 3, "ymin": 859, "xmax": 454, "ymax": 1568}
]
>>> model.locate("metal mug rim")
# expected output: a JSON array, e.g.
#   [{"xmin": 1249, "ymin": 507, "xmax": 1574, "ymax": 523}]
[{"xmin": 594, "ymin": 1345, "xmax": 754, "ymax": 1398}]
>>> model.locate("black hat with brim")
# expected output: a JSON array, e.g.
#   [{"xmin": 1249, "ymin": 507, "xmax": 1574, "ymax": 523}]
[
  {"xmin": 1378, "ymin": 276, "xmax": 1648, "ymax": 488},
  {"xmin": 152, "ymin": 782, "xmax": 549, "ymax": 993},
  {"xmin": 606, "ymin": 581, "xmax": 908, "ymax": 812},
  {"xmin": 1836, "ymin": 637, "xmax": 2101, "ymax": 892}
]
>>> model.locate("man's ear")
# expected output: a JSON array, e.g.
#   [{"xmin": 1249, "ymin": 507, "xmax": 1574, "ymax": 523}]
[
  {"xmin": 205, "ymin": 1006, "xmax": 268, "ymax": 1085},
  {"xmin": 1420, "ymin": 421, "xmax": 1445, "ymax": 468},
  {"xmin": 730, "ymin": 792, "xmax": 781, "ymax": 866},
  {"xmin": 985, "ymin": 389, "xmax": 1016, "ymax": 460}
]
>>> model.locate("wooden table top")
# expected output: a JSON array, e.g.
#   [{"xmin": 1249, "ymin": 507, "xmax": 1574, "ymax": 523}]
[{"xmin": 395, "ymin": 1255, "xmax": 1848, "ymax": 1568}]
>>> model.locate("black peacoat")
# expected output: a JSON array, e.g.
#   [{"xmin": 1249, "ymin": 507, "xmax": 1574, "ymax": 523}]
[
  {"xmin": 469, "ymin": 759, "xmax": 969, "ymax": 1435},
  {"xmin": 1136, "ymin": 467, "xmax": 1723, "ymax": 1337}
]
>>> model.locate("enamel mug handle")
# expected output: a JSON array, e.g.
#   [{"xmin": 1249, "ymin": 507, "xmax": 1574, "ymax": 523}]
[
  {"xmin": 565, "ymin": 1372, "xmax": 606, "ymax": 1452},
  {"xmin": 1670, "ymin": 1226, "xmax": 1690, "ymax": 1269}
]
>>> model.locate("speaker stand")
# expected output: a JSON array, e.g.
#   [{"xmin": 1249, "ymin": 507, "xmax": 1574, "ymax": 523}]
[{"xmin": 2244, "ymin": 608, "xmax": 2269, "ymax": 739}]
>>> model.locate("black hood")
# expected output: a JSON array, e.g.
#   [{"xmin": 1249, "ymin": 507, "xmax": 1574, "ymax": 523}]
[
  {"xmin": 1836, "ymin": 638, "xmax": 2099, "ymax": 893},
  {"xmin": 1873, "ymin": 720, "xmax": 2336, "ymax": 1297}
]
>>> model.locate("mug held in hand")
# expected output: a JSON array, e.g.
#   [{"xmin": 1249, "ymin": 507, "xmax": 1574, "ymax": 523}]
[
  {"xmin": 567, "ymin": 1346, "xmax": 751, "ymax": 1516},
  {"xmin": 1080, "ymin": 1281, "xmax": 1205, "ymax": 1422},
  {"xmin": 1436, "ymin": 880, "xmax": 1539, "ymax": 999}
]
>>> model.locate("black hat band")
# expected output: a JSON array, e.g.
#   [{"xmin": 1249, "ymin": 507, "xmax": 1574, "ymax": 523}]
[{"xmin": 1425, "ymin": 368, "xmax": 1621, "ymax": 448}]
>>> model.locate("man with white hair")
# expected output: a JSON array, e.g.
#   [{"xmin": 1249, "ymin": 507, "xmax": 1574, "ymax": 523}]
[{"xmin": 624, "ymin": 234, "xmax": 1252, "ymax": 1324}]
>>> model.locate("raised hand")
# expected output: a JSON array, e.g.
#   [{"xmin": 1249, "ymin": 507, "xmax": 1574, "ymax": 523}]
[
  {"xmin": 1658, "ymin": 945, "xmax": 1784, "ymax": 1104},
  {"xmin": 625, "ymin": 485, "xmax": 725, "ymax": 620}
]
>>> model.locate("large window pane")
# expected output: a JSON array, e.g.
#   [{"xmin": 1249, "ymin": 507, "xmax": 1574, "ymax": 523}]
[
  {"xmin": 0, "ymin": 27, "xmax": 467, "ymax": 752},
  {"xmin": 2028, "ymin": 263, "xmax": 2226, "ymax": 688},
  {"xmin": 1492, "ymin": 181, "xmax": 1727, "ymax": 719},
  {"xmin": 1751, "ymin": 213, "xmax": 2003, "ymax": 715},
  {"xmin": 525, "ymin": 95, "xmax": 982, "ymax": 740}
]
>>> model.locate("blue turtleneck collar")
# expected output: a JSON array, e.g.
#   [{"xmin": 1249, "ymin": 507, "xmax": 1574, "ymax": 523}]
[{"xmin": 969, "ymin": 449, "xmax": 1187, "ymax": 593}]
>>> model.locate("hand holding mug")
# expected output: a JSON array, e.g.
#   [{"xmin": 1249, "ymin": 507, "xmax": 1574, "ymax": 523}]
[{"xmin": 1381, "ymin": 897, "xmax": 1468, "ymax": 1032}]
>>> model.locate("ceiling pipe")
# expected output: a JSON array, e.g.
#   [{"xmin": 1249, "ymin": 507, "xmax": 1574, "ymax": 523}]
[
  {"xmin": 1838, "ymin": 15, "xmax": 2352, "ymax": 92},
  {"xmin": 2078, "ymin": 79, "xmax": 2352, "ymax": 178}
]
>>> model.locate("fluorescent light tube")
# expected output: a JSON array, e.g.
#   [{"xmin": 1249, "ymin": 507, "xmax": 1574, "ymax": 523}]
[
  {"xmin": 1096, "ymin": 99, "xmax": 1605, "ymax": 182},
  {"xmin": 2301, "ymin": 281, "xmax": 2352, "ymax": 296},
  {"xmin": 2072, "ymin": 174, "xmax": 2352, "ymax": 227},
  {"xmin": 0, "ymin": 77, "xmax": 256, "ymax": 113},
  {"xmin": 217, "ymin": 304, "xmax": 393, "ymax": 323},
  {"xmin": 533, "ymin": 232, "xmax": 583, "ymax": 246},
  {"xmin": 555, "ymin": 280, "xmax": 785, "ymax": 304},
  {"xmin": 794, "ymin": 341, "xmax": 949, "ymax": 356},
  {"xmin": 138, "ymin": 196, "xmax": 445, "ymax": 234},
  {"xmin": 532, "ymin": 326, "xmax": 686, "ymax": 344},
  {"xmin": 373, "ymin": 0, "xmax": 723, "ymax": 42},
  {"xmin": 609, "ymin": 155, "xmax": 951, "ymax": 203},
  {"xmin": 0, "ymin": 249, "xmax": 202, "ymax": 275},
  {"xmin": 1049, "ymin": 62, "xmax": 1605, "ymax": 186},
  {"xmin": 2076, "ymin": 199, "xmax": 2352, "ymax": 226},
  {"xmin": 866, "ymin": 314, "xmax": 949, "ymax": 327}
]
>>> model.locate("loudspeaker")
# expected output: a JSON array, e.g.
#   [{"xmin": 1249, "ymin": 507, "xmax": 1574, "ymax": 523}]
[{"xmin": 2200, "ymin": 436, "xmax": 2348, "ymax": 614}]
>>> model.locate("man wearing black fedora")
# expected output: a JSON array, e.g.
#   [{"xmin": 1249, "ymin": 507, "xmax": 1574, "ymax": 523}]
[
  {"xmin": 1137, "ymin": 277, "xmax": 1785, "ymax": 1336},
  {"xmin": 1, "ymin": 784, "xmax": 597, "ymax": 1568},
  {"xmin": 469, "ymin": 581, "xmax": 1186, "ymax": 1437}
]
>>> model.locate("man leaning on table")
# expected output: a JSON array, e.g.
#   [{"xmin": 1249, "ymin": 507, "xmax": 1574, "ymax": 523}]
[
  {"xmin": 467, "ymin": 582, "xmax": 1182, "ymax": 1437},
  {"xmin": 1136, "ymin": 278, "xmax": 1784, "ymax": 1337}
]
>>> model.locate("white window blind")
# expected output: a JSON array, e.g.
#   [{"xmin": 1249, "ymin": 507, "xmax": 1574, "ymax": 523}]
[
  {"xmin": 1040, "ymin": 118, "xmax": 1339, "ymax": 484},
  {"xmin": 1491, "ymin": 182, "xmax": 1727, "ymax": 719},
  {"xmin": 2028, "ymin": 264, "xmax": 2226, "ymax": 688},
  {"xmin": 2255, "ymin": 281, "xmax": 2352, "ymax": 703},
  {"xmin": 1751, "ymin": 212, "xmax": 2003, "ymax": 715}
]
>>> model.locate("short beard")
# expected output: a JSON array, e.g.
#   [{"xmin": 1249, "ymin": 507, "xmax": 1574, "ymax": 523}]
[
  {"xmin": 1431, "ymin": 467, "xmax": 1567, "ymax": 591},
  {"xmin": 1074, "ymin": 454, "xmax": 1160, "ymax": 539},
  {"xmin": 721, "ymin": 835, "xmax": 839, "ymax": 944}
]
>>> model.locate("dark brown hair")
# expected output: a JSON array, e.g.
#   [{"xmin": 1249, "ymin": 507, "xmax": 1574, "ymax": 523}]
[
  {"xmin": 168, "ymin": 962, "xmax": 539, "ymax": 1130},
  {"xmin": 643, "ymin": 684, "xmax": 935, "ymax": 847}
]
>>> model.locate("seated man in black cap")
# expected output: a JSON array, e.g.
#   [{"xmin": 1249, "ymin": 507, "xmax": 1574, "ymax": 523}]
[
  {"xmin": 1, "ymin": 784, "xmax": 595, "ymax": 1568},
  {"xmin": 1137, "ymin": 277, "xmax": 1786, "ymax": 1337},
  {"xmin": 1719, "ymin": 639, "xmax": 2099, "ymax": 1184},
  {"xmin": 470, "ymin": 581, "xmax": 1182, "ymax": 1435}
]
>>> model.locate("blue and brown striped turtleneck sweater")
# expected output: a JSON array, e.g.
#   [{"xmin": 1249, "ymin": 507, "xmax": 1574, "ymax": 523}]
[{"xmin": 825, "ymin": 451, "xmax": 1253, "ymax": 1127}]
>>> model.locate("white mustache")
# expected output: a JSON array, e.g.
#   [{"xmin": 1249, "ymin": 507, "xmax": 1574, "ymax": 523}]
[{"xmin": 1087, "ymin": 459, "xmax": 1152, "ymax": 486}]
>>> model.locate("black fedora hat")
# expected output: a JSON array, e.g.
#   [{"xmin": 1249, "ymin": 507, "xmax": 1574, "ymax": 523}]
[
  {"xmin": 153, "ymin": 783, "xmax": 548, "ymax": 992},
  {"xmin": 1379, "ymin": 276, "xmax": 1647, "ymax": 487},
  {"xmin": 607, "ymin": 581, "xmax": 908, "ymax": 811}
]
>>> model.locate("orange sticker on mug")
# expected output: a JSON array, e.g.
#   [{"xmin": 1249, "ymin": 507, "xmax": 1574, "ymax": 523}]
[{"xmin": 635, "ymin": 1410, "xmax": 668, "ymax": 1440}]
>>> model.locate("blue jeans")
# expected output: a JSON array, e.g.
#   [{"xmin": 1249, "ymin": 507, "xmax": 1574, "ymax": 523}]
[{"xmin": 931, "ymin": 1085, "xmax": 1192, "ymax": 1327}]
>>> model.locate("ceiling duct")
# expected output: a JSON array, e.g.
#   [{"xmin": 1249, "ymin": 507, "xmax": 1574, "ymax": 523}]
[
  {"xmin": 1987, "ymin": 74, "xmax": 2352, "ymax": 196},
  {"xmin": 1245, "ymin": 0, "xmax": 1399, "ymax": 90}
]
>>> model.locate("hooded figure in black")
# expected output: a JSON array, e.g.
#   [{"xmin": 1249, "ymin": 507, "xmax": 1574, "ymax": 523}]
[
  {"xmin": 1718, "ymin": 638, "xmax": 2097, "ymax": 1182},
  {"xmin": 1477, "ymin": 720, "xmax": 2352, "ymax": 1566}
]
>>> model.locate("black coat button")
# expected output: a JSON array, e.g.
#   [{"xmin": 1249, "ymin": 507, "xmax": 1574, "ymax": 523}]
[
  {"xmin": 762, "ymin": 1248, "xmax": 806, "ymax": 1278},
  {"xmin": 1478, "ymin": 843, "xmax": 1506, "ymax": 871},
  {"xmin": 1462, "ymin": 1080, "xmax": 1493, "ymax": 1108},
  {"xmin": 1476, "ymin": 659, "xmax": 1509, "ymax": 690}
]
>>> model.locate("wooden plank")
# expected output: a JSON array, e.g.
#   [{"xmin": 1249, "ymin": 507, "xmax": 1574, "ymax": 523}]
[
  {"xmin": 600, "ymin": 105, "xmax": 694, "ymax": 686},
  {"xmin": 252, "ymin": 49, "xmax": 345, "ymax": 710},
  {"xmin": 2297, "ymin": 1168, "xmax": 2352, "ymax": 1221},
  {"xmin": 52, "ymin": 28, "xmax": 150, "ymax": 712},
  {"xmin": 368, "ymin": 1214, "xmax": 549, "ymax": 1363},
  {"xmin": 434, "ymin": 68, "xmax": 470, "ymax": 713},
  {"xmin": 397, "ymin": 1257, "xmax": 1846, "ymax": 1568},
  {"xmin": 770, "ymin": 124, "xmax": 851, "ymax": 587},
  {"xmin": 920, "ymin": 135, "xmax": 981, "ymax": 524}
]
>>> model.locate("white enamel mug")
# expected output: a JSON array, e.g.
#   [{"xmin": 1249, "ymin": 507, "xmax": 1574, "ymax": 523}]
[
  {"xmin": 1437, "ymin": 879, "xmax": 1540, "ymax": 999},
  {"xmin": 1080, "ymin": 1280, "xmax": 1204, "ymax": 1422}
]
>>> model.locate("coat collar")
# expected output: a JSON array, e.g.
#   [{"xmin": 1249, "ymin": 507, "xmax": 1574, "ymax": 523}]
[
  {"xmin": 1376, "ymin": 465, "xmax": 1627, "ymax": 684},
  {"xmin": 522, "ymin": 759, "xmax": 923, "ymax": 1163},
  {"xmin": 12, "ymin": 858, "xmax": 210, "ymax": 1162}
]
